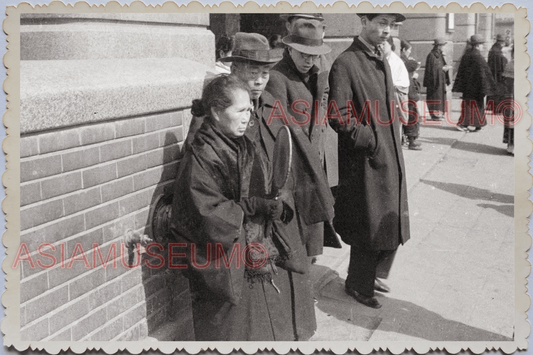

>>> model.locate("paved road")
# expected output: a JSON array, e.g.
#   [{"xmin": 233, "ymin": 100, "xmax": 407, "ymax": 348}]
[{"xmin": 310, "ymin": 109, "xmax": 515, "ymax": 342}]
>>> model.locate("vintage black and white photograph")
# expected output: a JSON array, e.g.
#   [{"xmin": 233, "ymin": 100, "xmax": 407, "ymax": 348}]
[{"xmin": 2, "ymin": 2, "xmax": 530, "ymax": 353}]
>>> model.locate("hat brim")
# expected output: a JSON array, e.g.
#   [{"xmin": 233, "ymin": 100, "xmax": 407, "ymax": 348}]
[
  {"xmin": 219, "ymin": 56, "xmax": 282, "ymax": 64},
  {"xmin": 358, "ymin": 13, "xmax": 406, "ymax": 22},
  {"xmin": 219, "ymin": 48, "xmax": 284, "ymax": 64},
  {"xmin": 282, "ymin": 38, "xmax": 331, "ymax": 55},
  {"xmin": 280, "ymin": 14, "xmax": 325, "ymax": 21}
]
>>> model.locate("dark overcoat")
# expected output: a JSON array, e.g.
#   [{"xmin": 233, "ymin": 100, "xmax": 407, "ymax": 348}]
[
  {"xmin": 171, "ymin": 120, "xmax": 315, "ymax": 341},
  {"xmin": 488, "ymin": 42, "xmax": 508, "ymax": 83},
  {"xmin": 452, "ymin": 48, "xmax": 496, "ymax": 99},
  {"xmin": 423, "ymin": 47, "xmax": 450, "ymax": 113},
  {"xmin": 328, "ymin": 36, "xmax": 410, "ymax": 251},
  {"xmin": 249, "ymin": 90, "xmax": 338, "ymax": 256},
  {"xmin": 266, "ymin": 50, "xmax": 338, "ymax": 187},
  {"xmin": 487, "ymin": 42, "xmax": 508, "ymax": 109}
]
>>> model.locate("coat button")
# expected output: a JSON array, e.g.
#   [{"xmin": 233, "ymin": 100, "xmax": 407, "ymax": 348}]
[{"xmin": 249, "ymin": 120, "xmax": 255, "ymax": 127}]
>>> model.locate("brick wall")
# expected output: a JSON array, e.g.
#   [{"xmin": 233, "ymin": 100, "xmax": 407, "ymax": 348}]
[
  {"xmin": 19, "ymin": 109, "xmax": 194, "ymax": 341},
  {"xmin": 16, "ymin": 12, "xmax": 213, "ymax": 342}
]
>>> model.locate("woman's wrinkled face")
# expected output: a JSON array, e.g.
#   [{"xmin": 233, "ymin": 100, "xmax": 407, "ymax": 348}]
[{"xmin": 212, "ymin": 88, "xmax": 252, "ymax": 138}]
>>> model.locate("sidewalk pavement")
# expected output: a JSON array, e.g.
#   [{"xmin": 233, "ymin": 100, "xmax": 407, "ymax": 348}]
[{"xmin": 309, "ymin": 108, "xmax": 515, "ymax": 341}]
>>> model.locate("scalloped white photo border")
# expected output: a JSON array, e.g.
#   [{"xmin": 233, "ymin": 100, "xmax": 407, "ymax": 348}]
[{"xmin": 1, "ymin": 2, "xmax": 530, "ymax": 354}]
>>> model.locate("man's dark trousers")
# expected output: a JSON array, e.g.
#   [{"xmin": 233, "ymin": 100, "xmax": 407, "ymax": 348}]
[{"xmin": 346, "ymin": 245, "xmax": 397, "ymax": 297}]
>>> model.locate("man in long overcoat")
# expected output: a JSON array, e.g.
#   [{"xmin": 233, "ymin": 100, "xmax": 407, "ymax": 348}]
[
  {"xmin": 328, "ymin": 13, "xmax": 410, "ymax": 309},
  {"xmin": 453, "ymin": 34, "xmax": 496, "ymax": 132},
  {"xmin": 423, "ymin": 38, "xmax": 451, "ymax": 120},
  {"xmin": 265, "ymin": 17, "xmax": 339, "ymax": 258},
  {"xmin": 487, "ymin": 34, "xmax": 508, "ymax": 112}
]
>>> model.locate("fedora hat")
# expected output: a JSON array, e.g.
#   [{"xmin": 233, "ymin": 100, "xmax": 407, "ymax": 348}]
[
  {"xmin": 470, "ymin": 34, "xmax": 485, "ymax": 45},
  {"xmin": 357, "ymin": 13, "xmax": 406, "ymax": 23},
  {"xmin": 220, "ymin": 32, "xmax": 283, "ymax": 64},
  {"xmin": 282, "ymin": 19, "xmax": 331, "ymax": 56},
  {"xmin": 280, "ymin": 13, "xmax": 324, "ymax": 22},
  {"xmin": 434, "ymin": 38, "xmax": 447, "ymax": 45}
]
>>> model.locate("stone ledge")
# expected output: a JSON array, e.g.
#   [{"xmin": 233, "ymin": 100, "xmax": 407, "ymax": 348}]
[
  {"xmin": 21, "ymin": 58, "xmax": 213, "ymax": 134},
  {"xmin": 21, "ymin": 23, "xmax": 215, "ymax": 63},
  {"xmin": 21, "ymin": 13, "xmax": 209, "ymax": 26}
]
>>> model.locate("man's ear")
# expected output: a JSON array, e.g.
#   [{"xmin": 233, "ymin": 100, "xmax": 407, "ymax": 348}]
[
  {"xmin": 285, "ymin": 21, "xmax": 292, "ymax": 33},
  {"xmin": 211, "ymin": 107, "xmax": 220, "ymax": 122},
  {"xmin": 360, "ymin": 16, "xmax": 367, "ymax": 27}
]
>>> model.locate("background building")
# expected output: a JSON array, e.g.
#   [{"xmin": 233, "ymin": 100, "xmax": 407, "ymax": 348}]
[{"xmin": 19, "ymin": 12, "xmax": 512, "ymax": 342}]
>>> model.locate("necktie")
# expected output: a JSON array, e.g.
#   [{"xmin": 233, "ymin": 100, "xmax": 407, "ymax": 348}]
[{"xmin": 375, "ymin": 45, "xmax": 383, "ymax": 60}]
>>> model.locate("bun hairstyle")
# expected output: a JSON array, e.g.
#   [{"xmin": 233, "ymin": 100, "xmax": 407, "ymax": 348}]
[{"xmin": 191, "ymin": 75, "xmax": 251, "ymax": 118}]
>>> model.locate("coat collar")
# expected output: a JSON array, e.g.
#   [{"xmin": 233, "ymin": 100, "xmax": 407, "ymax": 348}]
[
  {"xmin": 258, "ymin": 90, "xmax": 285, "ymax": 140},
  {"xmin": 354, "ymin": 36, "xmax": 382, "ymax": 60}
]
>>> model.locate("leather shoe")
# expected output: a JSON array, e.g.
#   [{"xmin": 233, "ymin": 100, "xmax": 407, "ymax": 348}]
[
  {"xmin": 345, "ymin": 286, "xmax": 382, "ymax": 309},
  {"xmin": 374, "ymin": 278, "xmax": 390, "ymax": 293}
]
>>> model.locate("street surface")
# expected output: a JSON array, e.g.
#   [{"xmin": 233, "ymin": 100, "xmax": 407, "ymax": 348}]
[{"xmin": 310, "ymin": 106, "xmax": 515, "ymax": 342}]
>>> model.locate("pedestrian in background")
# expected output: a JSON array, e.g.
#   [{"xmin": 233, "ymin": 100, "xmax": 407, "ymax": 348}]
[
  {"xmin": 423, "ymin": 38, "xmax": 451, "ymax": 121},
  {"xmin": 266, "ymin": 17, "xmax": 340, "ymax": 260},
  {"xmin": 487, "ymin": 34, "xmax": 509, "ymax": 113},
  {"xmin": 502, "ymin": 44, "xmax": 514, "ymax": 154},
  {"xmin": 328, "ymin": 13, "xmax": 411, "ymax": 309},
  {"xmin": 269, "ymin": 34, "xmax": 284, "ymax": 49},
  {"xmin": 453, "ymin": 34, "xmax": 496, "ymax": 132},
  {"xmin": 214, "ymin": 34, "xmax": 235, "ymax": 74},
  {"xmin": 400, "ymin": 39, "xmax": 423, "ymax": 150},
  {"xmin": 384, "ymin": 37, "xmax": 422, "ymax": 151}
]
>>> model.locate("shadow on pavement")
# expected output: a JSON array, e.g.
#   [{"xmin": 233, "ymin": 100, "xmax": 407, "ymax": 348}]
[
  {"xmin": 451, "ymin": 140, "xmax": 509, "ymax": 156},
  {"xmin": 316, "ymin": 278, "xmax": 513, "ymax": 342},
  {"xmin": 477, "ymin": 203, "xmax": 514, "ymax": 218},
  {"xmin": 420, "ymin": 179, "xmax": 513, "ymax": 204},
  {"xmin": 419, "ymin": 136, "xmax": 458, "ymax": 146},
  {"xmin": 420, "ymin": 123, "xmax": 462, "ymax": 132}
]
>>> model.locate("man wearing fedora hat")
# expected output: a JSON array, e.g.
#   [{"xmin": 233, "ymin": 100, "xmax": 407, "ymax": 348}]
[
  {"xmin": 266, "ymin": 18, "xmax": 340, "ymax": 262},
  {"xmin": 279, "ymin": 13, "xmax": 331, "ymax": 71},
  {"xmin": 488, "ymin": 34, "xmax": 509, "ymax": 113},
  {"xmin": 423, "ymin": 38, "xmax": 451, "ymax": 121},
  {"xmin": 182, "ymin": 32, "xmax": 321, "ymax": 341},
  {"xmin": 453, "ymin": 34, "xmax": 496, "ymax": 132},
  {"xmin": 328, "ymin": 13, "xmax": 410, "ymax": 309}
]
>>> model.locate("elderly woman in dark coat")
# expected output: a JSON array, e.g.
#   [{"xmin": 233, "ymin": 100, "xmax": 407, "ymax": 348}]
[{"xmin": 171, "ymin": 75, "xmax": 312, "ymax": 341}]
